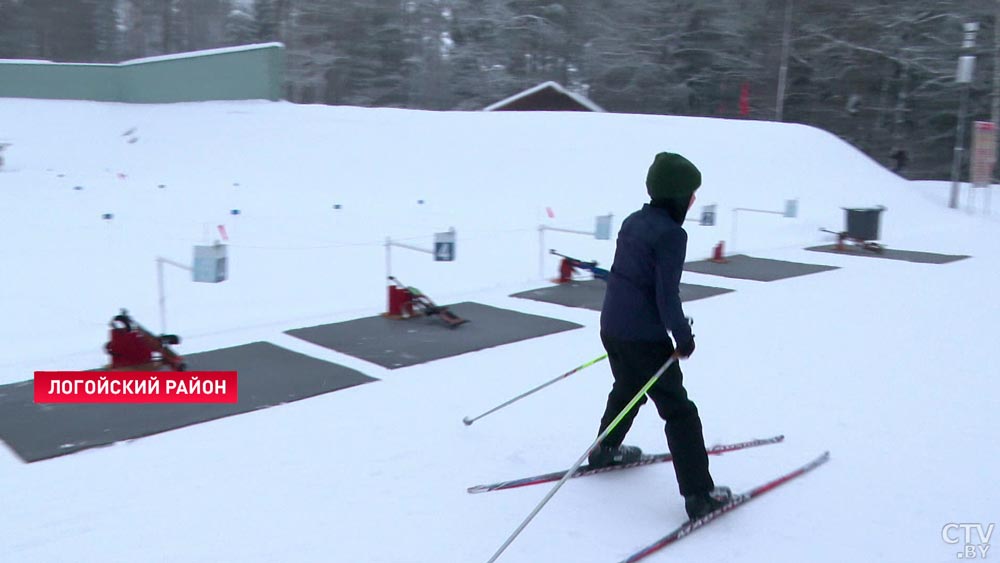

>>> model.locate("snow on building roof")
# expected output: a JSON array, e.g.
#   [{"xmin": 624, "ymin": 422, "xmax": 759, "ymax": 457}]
[
  {"xmin": 483, "ymin": 81, "xmax": 604, "ymax": 112},
  {"xmin": 0, "ymin": 59, "xmax": 63, "ymax": 65},
  {"xmin": 121, "ymin": 42, "xmax": 284, "ymax": 66},
  {"xmin": 0, "ymin": 43, "xmax": 284, "ymax": 67}
]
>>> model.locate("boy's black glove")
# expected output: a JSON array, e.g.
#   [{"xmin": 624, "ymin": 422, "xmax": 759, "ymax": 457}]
[{"xmin": 675, "ymin": 337, "xmax": 696, "ymax": 359}]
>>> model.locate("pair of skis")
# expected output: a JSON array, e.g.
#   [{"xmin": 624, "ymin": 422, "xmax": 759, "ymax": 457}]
[{"xmin": 467, "ymin": 435, "xmax": 829, "ymax": 562}]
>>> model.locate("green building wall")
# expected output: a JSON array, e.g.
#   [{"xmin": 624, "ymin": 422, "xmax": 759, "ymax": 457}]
[
  {"xmin": 0, "ymin": 62, "xmax": 120, "ymax": 101},
  {"xmin": 0, "ymin": 43, "xmax": 284, "ymax": 103}
]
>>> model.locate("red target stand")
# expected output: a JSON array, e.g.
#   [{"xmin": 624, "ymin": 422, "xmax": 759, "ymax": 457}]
[
  {"xmin": 710, "ymin": 241, "xmax": 728, "ymax": 263},
  {"xmin": 383, "ymin": 228, "xmax": 456, "ymax": 320},
  {"xmin": 538, "ymin": 214, "xmax": 613, "ymax": 280}
]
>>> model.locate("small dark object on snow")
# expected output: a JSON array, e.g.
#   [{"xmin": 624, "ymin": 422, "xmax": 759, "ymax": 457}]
[
  {"xmin": 230, "ymin": 209, "xmax": 241, "ymax": 215},
  {"xmin": 73, "ymin": 186, "xmax": 83, "ymax": 191},
  {"xmin": 333, "ymin": 204, "xmax": 342, "ymax": 210},
  {"xmin": 102, "ymin": 213, "xmax": 114, "ymax": 220}
]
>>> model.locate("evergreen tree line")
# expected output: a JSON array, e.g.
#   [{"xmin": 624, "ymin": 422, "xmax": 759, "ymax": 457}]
[{"xmin": 2, "ymin": 0, "xmax": 999, "ymax": 179}]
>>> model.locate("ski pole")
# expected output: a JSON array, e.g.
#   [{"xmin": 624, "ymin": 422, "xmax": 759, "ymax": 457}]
[
  {"xmin": 463, "ymin": 354, "xmax": 608, "ymax": 426},
  {"xmin": 484, "ymin": 354, "xmax": 679, "ymax": 563}
]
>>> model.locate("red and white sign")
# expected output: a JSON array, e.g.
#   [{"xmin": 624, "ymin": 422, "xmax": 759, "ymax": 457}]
[
  {"xmin": 34, "ymin": 371, "xmax": 239, "ymax": 403},
  {"xmin": 971, "ymin": 121, "xmax": 997, "ymax": 187}
]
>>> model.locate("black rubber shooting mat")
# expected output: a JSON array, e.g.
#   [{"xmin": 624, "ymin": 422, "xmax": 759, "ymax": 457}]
[
  {"xmin": 683, "ymin": 254, "xmax": 840, "ymax": 281},
  {"xmin": 0, "ymin": 342, "xmax": 376, "ymax": 463},
  {"xmin": 285, "ymin": 301, "xmax": 583, "ymax": 369},
  {"xmin": 805, "ymin": 245, "xmax": 970, "ymax": 264},
  {"xmin": 510, "ymin": 280, "xmax": 735, "ymax": 311}
]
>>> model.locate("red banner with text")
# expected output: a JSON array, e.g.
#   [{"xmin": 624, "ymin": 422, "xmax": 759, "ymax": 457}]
[{"xmin": 34, "ymin": 371, "xmax": 238, "ymax": 403}]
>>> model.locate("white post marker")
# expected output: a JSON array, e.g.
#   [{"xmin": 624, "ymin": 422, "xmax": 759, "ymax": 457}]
[
  {"xmin": 156, "ymin": 257, "xmax": 191, "ymax": 334},
  {"xmin": 157, "ymin": 243, "xmax": 228, "ymax": 333},
  {"xmin": 950, "ymin": 22, "xmax": 979, "ymax": 209},
  {"xmin": 730, "ymin": 199, "xmax": 798, "ymax": 254}
]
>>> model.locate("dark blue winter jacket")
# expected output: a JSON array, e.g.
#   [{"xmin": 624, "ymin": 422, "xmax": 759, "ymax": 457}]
[{"xmin": 600, "ymin": 204, "xmax": 693, "ymax": 346}]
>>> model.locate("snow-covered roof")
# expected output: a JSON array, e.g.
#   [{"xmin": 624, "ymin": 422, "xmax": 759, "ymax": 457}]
[
  {"xmin": 0, "ymin": 43, "xmax": 284, "ymax": 67},
  {"xmin": 121, "ymin": 42, "xmax": 284, "ymax": 66},
  {"xmin": 483, "ymin": 80, "xmax": 604, "ymax": 112},
  {"xmin": 0, "ymin": 59, "xmax": 63, "ymax": 65}
]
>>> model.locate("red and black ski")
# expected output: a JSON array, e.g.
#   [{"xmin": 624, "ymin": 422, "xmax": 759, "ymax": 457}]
[
  {"xmin": 467, "ymin": 435, "xmax": 784, "ymax": 494},
  {"xmin": 618, "ymin": 451, "xmax": 831, "ymax": 563}
]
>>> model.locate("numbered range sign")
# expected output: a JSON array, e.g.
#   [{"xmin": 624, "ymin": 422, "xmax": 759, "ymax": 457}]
[
  {"xmin": 434, "ymin": 230, "xmax": 456, "ymax": 262},
  {"xmin": 784, "ymin": 199, "xmax": 799, "ymax": 218},
  {"xmin": 595, "ymin": 214, "xmax": 613, "ymax": 240},
  {"xmin": 700, "ymin": 204, "xmax": 717, "ymax": 227},
  {"xmin": 193, "ymin": 243, "xmax": 228, "ymax": 283}
]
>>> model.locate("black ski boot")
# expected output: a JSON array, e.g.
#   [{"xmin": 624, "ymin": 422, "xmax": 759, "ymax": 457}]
[
  {"xmin": 684, "ymin": 486, "xmax": 733, "ymax": 520},
  {"xmin": 588, "ymin": 444, "xmax": 642, "ymax": 468}
]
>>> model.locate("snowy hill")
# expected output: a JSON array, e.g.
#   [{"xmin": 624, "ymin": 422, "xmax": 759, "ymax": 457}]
[{"xmin": 1, "ymin": 98, "xmax": 997, "ymax": 563}]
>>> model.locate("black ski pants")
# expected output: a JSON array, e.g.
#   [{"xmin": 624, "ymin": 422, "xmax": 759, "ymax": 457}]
[{"xmin": 597, "ymin": 333, "xmax": 714, "ymax": 497}]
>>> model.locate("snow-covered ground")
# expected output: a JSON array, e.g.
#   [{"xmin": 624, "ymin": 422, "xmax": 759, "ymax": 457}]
[{"xmin": 0, "ymin": 98, "xmax": 997, "ymax": 563}]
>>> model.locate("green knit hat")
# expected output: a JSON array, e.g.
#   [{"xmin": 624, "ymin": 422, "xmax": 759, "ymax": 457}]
[{"xmin": 646, "ymin": 152, "xmax": 702, "ymax": 200}]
